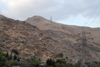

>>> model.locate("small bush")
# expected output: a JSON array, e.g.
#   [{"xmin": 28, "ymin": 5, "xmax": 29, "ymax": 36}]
[
  {"xmin": 23, "ymin": 21, "xmax": 26, "ymax": 23},
  {"xmin": 11, "ymin": 49, "xmax": 19, "ymax": 55}
]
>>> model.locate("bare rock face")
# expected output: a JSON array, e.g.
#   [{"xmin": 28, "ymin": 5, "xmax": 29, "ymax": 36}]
[{"xmin": 26, "ymin": 16, "xmax": 100, "ymax": 62}]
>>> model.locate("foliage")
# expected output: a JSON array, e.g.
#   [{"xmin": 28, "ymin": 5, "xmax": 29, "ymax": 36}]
[
  {"xmin": 74, "ymin": 61, "xmax": 81, "ymax": 67},
  {"xmin": 58, "ymin": 53, "xmax": 63, "ymax": 57},
  {"xmin": 85, "ymin": 61, "xmax": 100, "ymax": 67},
  {"xmin": 14, "ymin": 54, "xmax": 17, "ymax": 60},
  {"xmin": 1, "ymin": 50, "xmax": 100, "ymax": 67},
  {"xmin": 6, "ymin": 52, "xmax": 9, "ymax": 58},
  {"xmin": 9, "ymin": 54, "xmax": 12, "ymax": 60},
  {"xmin": 23, "ymin": 21, "xmax": 26, "ymax": 23},
  {"xmin": 0, "ymin": 51, "xmax": 7, "ymax": 66},
  {"xmin": 55, "ymin": 63, "xmax": 67, "ymax": 67},
  {"xmin": 26, "ymin": 57, "xmax": 42, "ymax": 67},
  {"xmin": 44, "ymin": 44, "xmax": 46, "ymax": 46},
  {"xmin": 46, "ymin": 58, "xmax": 55, "ymax": 66},
  {"xmin": 6, "ymin": 52, "xmax": 10, "ymax": 60},
  {"xmin": 5, "ymin": 60, "xmax": 14, "ymax": 67},
  {"xmin": 17, "ymin": 57, "xmax": 20, "ymax": 62},
  {"xmin": 66, "ymin": 56, "xmax": 68, "ymax": 59},
  {"xmin": 11, "ymin": 49, "xmax": 19, "ymax": 55},
  {"xmin": 56, "ymin": 59, "xmax": 66, "ymax": 64}
]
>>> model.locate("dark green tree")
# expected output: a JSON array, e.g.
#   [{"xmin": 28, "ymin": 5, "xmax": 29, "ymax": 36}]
[
  {"xmin": 6, "ymin": 52, "xmax": 9, "ymax": 58},
  {"xmin": 14, "ymin": 54, "xmax": 17, "ymax": 60},
  {"xmin": 17, "ymin": 57, "xmax": 20, "ymax": 62},
  {"xmin": 56, "ymin": 59, "xmax": 66, "ymax": 64},
  {"xmin": 11, "ymin": 49, "xmax": 19, "ymax": 55},
  {"xmin": 74, "ymin": 61, "xmax": 81, "ymax": 67},
  {"xmin": 26, "ymin": 57, "xmax": 41, "ymax": 67},
  {"xmin": 9, "ymin": 54, "xmax": 12, "ymax": 60},
  {"xmin": 0, "ymin": 51, "xmax": 7, "ymax": 66},
  {"xmin": 46, "ymin": 58, "xmax": 55, "ymax": 66},
  {"xmin": 6, "ymin": 51, "xmax": 10, "ymax": 60}
]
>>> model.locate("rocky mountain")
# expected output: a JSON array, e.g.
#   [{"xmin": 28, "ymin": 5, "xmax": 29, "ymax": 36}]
[
  {"xmin": 26, "ymin": 16, "xmax": 100, "ymax": 62},
  {"xmin": 0, "ymin": 16, "xmax": 64, "ymax": 62},
  {"xmin": 0, "ymin": 14, "xmax": 100, "ymax": 63}
]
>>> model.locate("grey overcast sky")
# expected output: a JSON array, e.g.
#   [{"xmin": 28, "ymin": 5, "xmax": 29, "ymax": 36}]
[{"xmin": 0, "ymin": 0, "xmax": 100, "ymax": 27}]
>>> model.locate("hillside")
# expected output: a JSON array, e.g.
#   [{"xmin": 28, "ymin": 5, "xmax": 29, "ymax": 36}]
[
  {"xmin": 26, "ymin": 16, "xmax": 100, "ymax": 62},
  {"xmin": 0, "ymin": 15, "xmax": 100, "ymax": 63},
  {"xmin": 0, "ymin": 16, "xmax": 64, "ymax": 62}
]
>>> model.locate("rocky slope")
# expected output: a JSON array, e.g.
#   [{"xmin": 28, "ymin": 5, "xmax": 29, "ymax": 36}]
[
  {"xmin": 0, "ymin": 16, "xmax": 64, "ymax": 62},
  {"xmin": 26, "ymin": 16, "xmax": 100, "ymax": 62}
]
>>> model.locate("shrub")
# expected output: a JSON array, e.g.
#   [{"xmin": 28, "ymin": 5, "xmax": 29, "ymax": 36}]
[
  {"xmin": 0, "ymin": 51, "xmax": 7, "ymax": 66},
  {"xmin": 11, "ymin": 49, "xmax": 19, "ymax": 55},
  {"xmin": 46, "ymin": 58, "xmax": 55, "ymax": 66},
  {"xmin": 5, "ymin": 60, "xmax": 14, "ymax": 67},
  {"xmin": 58, "ymin": 53, "xmax": 63, "ymax": 57},
  {"xmin": 14, "ymin": 54, "xmax": 17, "ymax": 60},
  {"xmin": 17, "ymin": 57, "xmax": 20, "ymax": 62},
  {"xmin": 9, "ymin": 54, "xmax": 12, "ymax": 60},
  {"xmin": 56, "ymin": 59, "xmax": 66, "ymax": 64},
  {"xmin": 26, "ymin": 57, "xmax": 41, "ymax": 67},
  {"xmin": 23, "ymin": 21, "xmax": 26, "ymax": 23}
]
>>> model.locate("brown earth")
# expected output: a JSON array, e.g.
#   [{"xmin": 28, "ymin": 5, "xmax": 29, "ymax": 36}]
[
  {"xmin": 0, "ymin": 16, "xmax": 64, "ymax": 62},
  {"xmin": 26, "ymin": 16, "xmax": 100, "ymax": 62},
  {"xmin": 0, "ymin": 14, "xmax": 100, "ymax": 63}
]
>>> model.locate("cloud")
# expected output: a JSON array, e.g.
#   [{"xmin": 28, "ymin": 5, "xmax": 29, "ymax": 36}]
[
  {"xmin": 54, "ymin": 0, "xmax": 100, "ymax": 20},
  {"xmin": 1, "ymin": 0, "xmax": 61, "ymax": 20},
  {"xmin": 0, "ymin": 0, "xmax": 100, "ymax": 24},
  {"xmin": 0, "ymin": 0, "xmax": 6, "ymax": 2}
]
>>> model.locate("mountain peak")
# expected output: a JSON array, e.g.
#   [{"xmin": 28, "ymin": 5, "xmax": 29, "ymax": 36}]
[
  {"xmin": 33, "ymin": 15, "xmax": 44, "ymax": 18},
  {"xmin": 26, "ymin": 15, "xmax": 47, "ymax": 24},
  {"xmin": 27, "ymin": 15, "xmax": 46, "ymax": 21}
]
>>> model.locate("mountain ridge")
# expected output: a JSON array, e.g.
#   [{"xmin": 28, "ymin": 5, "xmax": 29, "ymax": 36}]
[
  {"xmin": 0, "ymin": 14, "xmax": 100, "ymax": 63},
  {"xmin": 0, "ymin": 16, "xmax": 64, "ymax": 62},
  {"xmin": 26, "ymin": 15, "xmax": 100, "ymax": 62}
]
